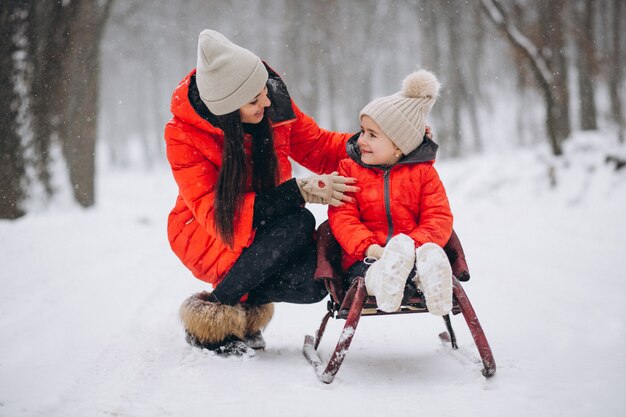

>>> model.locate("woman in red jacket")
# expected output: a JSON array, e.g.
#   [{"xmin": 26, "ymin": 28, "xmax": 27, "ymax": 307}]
[
  {"xmin": 328, "ymin": 70, "xmax": 454, "ymax": 316},
  {"xmin": 167, "ymin": 30, "xmax": 358, "ymax": 356}
]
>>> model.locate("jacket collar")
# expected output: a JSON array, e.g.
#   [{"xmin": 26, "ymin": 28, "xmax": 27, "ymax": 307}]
[
  {"xmin": 264, "ymin": 64, "xmax": 296, "ymax": 123},
  {"xmin": 345, "ymin": 133, "xmax": 439, "ymax": 170}
]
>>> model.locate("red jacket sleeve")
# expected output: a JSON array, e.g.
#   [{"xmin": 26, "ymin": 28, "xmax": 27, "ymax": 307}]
[
  {"xmin": 328, "ymin": 159, "xmax": 378, "ymax": 260},
  {"xmin": 408, "ymin": 165, "xmax": 453, "ymax": 248},
  {"xmin": 165, "ymin": 122, "xmax": 255, "ymax": 249},
  {"xmin": 288, "ymin": 101, "xmax": 351, "ymax": 174}
]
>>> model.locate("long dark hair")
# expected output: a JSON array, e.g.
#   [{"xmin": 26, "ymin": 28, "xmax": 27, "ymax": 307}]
[{"xmin": 214, "ymin": 112, "xmax": 278, "ymax": 247}]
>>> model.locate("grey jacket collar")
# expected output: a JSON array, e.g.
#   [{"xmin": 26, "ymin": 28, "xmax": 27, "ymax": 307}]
[{"xmin": 345, "ymin": 133, "xmax": 439, "ymax": 169}]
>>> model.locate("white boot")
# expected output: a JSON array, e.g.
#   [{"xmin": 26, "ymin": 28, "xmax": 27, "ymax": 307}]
[
  {"xmin": 365, "ymin": 234, "xmax": 415, "ymax": 313},
  {"xmin": 414, "ymin": 243, "xmax": 453, "ymax": 316}
]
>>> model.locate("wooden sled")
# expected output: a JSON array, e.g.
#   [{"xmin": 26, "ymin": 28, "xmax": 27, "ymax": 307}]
[{"xmin": 303, "ymin": 222, "xmax": 496, "ymax": 384}]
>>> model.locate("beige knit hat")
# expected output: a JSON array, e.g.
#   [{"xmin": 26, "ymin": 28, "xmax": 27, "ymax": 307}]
[
  {"xmin": 196, "ymin": 29, "xmax": 269, "ymax": 115},
  {"xmin": 360, "ymin": 70, "xmax": 440, "ymax": 155}
]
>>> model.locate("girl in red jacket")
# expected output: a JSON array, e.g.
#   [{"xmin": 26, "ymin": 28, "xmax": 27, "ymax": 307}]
[
  {"xmin": 328, "ymin": 70, "xmax": 454, "ymax": 315},
  {"xmin": 167, "ymin": 30, "xmax": 358, "ymax": 356}
]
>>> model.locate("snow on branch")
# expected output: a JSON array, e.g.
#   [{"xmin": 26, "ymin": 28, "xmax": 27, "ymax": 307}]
[{"xmin": 480, "ymin": 0, "xmax": 553, "ymax": 87}]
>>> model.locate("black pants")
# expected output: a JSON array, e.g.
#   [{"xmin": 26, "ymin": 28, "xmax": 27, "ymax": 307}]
[
  {"xmin": 212, "ymin": 208, "xmax": 327, "ymax": 306},
  {"xmin": 345, "ymin": 260, "xmax": 418, "ymax": 292}
]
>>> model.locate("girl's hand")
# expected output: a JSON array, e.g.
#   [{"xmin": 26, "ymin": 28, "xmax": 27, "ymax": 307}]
[{"xmin": 365, "ymin": 244, "xmax": 384, "ymax": 259}]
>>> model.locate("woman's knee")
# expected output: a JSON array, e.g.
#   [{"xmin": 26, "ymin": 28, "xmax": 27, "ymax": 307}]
[
  {"xmin": 288, "ymin": 280, "xmax": 328, "ymax": 304},
  {"xmin": 305, "ymin": 281, "xmax": 329, "ymax": 303},
  {"xmin": 281, "ymin": 208, "xmax": 315, "ymax": 239},
  {"xmin": 294, "ymin": 207, "xmax": 316, "ymax": 228}
]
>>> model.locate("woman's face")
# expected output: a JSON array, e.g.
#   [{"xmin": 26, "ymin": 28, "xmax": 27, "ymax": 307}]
[
  {"xmin": 357, "ymin": 115, "xmax": 402, "ymax": 166},
  {"xmin": 239, "ymin": 86, "xmax": 271, "ymax": 124}
]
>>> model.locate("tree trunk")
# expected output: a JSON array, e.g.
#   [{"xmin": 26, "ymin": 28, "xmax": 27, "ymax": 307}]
[
  {"xmin": 0, "ymin": 1, "xmax": 28, "ymax": 219},
  {"xmin": 574, "ymin": 0, "xmax": 597, "ymax": 130},
  {"xmin": 419, "ymin": 0, "xmax": 446, "ymax": 150},
  {"xmin": 542, "ymin": 0, "xmax": 571, "ymax": 153},
  {"xmin": 312, "ymin": 0, "xmax": 338, "ymax": 130},
  {"xmin": 28, "ymin": 1, "xmax": 67, "ymax": 198},
  {"xmin": 284, "ymin": 1, "xmax": 317, "ymax": 115},
  {"xmin": 18, "ymin": 0, "xmax": 113, "ymax": 209},
  {"xmin": 609, "ymin": 0, "xmax": 624, "ymax": 141},
  {"xmin": 468, "ymin": 3, "xmax": 485, "ymax": 152},
  {"xmin": 58, "ymin": 0, "xmax": 113, "ymax": 207},
  {"xmin": 446, "ymin": 4, "xmax": 464, "ymax": 157}
]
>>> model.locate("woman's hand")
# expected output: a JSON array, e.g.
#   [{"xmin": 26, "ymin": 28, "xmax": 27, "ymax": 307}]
[
  {"xmin": 425, "ymin": 125, "xmax": 433, "ymax": 139},
  {"xmin": 297, "ymin": 172, "xmax": 359, "ymax": 206}
]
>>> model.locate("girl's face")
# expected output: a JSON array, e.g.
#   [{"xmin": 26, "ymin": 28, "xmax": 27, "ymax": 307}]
[
  {"xmin": 239, "ymin": 86, "xmax": 271, "ymax": 124},
  {"xmin": 357, "ymin": 115, "xmax": 402, "ymax": 166}
]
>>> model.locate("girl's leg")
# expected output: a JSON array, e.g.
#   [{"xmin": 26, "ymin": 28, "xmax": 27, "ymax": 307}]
[
  {"xmin": 414, "ymin": 243, "xmax": 453, "ymax": 316},
  {"xmin": 212, "ymin": 208, "xmax": 318, "ymax": 305},
  {"xmin": 346, "ymin": 261, "xmax": 370, "ymax": 284},
  {"xmin": 364, "ymin": 234, "xmax": 415, "ymax": 312},
  {"xmin": 347, "ymin": 261, "xmax": 417, "ymax": 288}
]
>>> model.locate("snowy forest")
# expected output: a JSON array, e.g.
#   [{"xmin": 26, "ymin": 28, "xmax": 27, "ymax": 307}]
[
  {"xmin": 1, "ymin": 0, "xmax": 625, "ymax": 216},
  {"xmin": 1, "ymin": 1, "xmax": 626, "ymax": 417}
]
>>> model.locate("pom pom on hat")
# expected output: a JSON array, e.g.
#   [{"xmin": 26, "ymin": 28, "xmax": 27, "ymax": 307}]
[
  {"xmin": 401, "ymin": 70, "xmax": 440, "ymax": 99},
  {"xmin": 360, "ymin": 69, "xmax": 440, "ymax": 155}
]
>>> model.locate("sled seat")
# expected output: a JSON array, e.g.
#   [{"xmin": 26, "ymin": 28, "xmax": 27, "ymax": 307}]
[
  {"xmin": 339, "ymin": 291, "xmax": 462, "ymax": 319},
  {"xmin": 302, "ymin": 221, "xmax": 496, "ymax": 384}
]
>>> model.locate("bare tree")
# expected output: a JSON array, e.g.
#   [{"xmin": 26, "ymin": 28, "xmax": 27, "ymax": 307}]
[
  {"xmin": 25, "ymin": 0, "xmax": 113, "ymax": 209},
  {"xmin": 59, "ymin": 1, "xmax": 114, "ymax": 206},
  {"xmin": 572, "ymin": 0, "xmax": 598, "ymax": 130},
  {"xmin": 467, "ymin": 3, "xmax": 485, "ymax": 152},
  {"xmin": 342, "ymin": 0, "xmax": 376, "ymax": 131},
  {"xmin": 93, "ymin": 0, "xmax": 624, "ymax": 168},
  {"xmin": 481, "ymin": 0, "xmax": 571, "ymax": 155},
  {"xmin": 0, "ymin": 1, "xmax": 28, "ymax": 219},
  {"xmin": 608, "ymin": 0, "xmax": 624, "ymax": 141},
  {"xmin": 414, "ymin": 1, "xmax": 483, "ymax": 156},
  {"xmin": 445, "ymin": 4, "xmax": 463, "ymax": 157},
  {"xmin": 282, "ymin": 1, "xmax": 318, "ymax": 116}
]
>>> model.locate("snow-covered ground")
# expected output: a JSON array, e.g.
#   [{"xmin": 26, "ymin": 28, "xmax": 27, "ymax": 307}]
[{"xmin": 1, "ymin": 132, "xmax": 625, "ymax": 417}]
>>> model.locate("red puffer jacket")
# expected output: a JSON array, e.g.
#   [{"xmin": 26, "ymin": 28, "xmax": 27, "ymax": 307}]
[
  {"xmin": 165, "ymin": 66, "xmax": 350, "ymax": 287},
  {"xmin": 328, "ymin": 134, "xmax": 453, "ymax": 271}
]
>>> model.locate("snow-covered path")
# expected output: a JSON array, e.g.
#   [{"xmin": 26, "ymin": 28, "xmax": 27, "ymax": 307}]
[{"xmin": 1, "ymin": 148, "xmax": 625, "ymax": 417}]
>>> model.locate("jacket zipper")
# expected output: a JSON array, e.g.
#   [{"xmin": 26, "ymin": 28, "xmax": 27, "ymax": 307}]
[{"xmin": 383, "ymin": 169, "xmax": 394, "ymax": 244}]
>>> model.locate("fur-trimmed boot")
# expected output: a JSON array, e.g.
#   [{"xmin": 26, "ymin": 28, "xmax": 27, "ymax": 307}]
[
  {"xmin": 242, "ymin": 303, "xmax": 274, "ymax": 350},
  {"xmin": 179, "ymin": 291, "xmax": 253, "ymax": 357}
]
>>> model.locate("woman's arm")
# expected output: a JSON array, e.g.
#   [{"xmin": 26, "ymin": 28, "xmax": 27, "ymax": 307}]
[{"xmin": 287, "ymin": 101, "xmax": 352, "ymax": 174}]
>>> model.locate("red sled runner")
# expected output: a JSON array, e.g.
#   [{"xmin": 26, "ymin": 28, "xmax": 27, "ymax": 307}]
[{"xmin": 303, "ymin": 222, "xmax": 496, "ymax": 384}]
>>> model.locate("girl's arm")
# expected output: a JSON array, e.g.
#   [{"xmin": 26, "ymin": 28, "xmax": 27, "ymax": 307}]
[
  {"xmin": 408, "ymin": 165, "xmax": 453, "ymax": 248},
  {"xmin": 328, "ymin": 160, "xmax": 378, "ymax": 260}
]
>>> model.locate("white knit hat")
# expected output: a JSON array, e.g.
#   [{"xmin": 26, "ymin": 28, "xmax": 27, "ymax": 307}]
[
  {"xmin": 196, "ymin": 29, "xmax": 269, "ymax": 115},
  {"xmin": 360, "ymin": 70, "xmax": 440, "ymax": 155}
]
